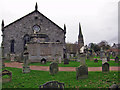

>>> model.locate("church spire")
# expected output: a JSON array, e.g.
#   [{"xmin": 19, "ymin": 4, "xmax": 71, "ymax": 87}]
[
  {"xmin": 35, "ymin": 2, "xmax": 38, "ymax": 11},
  {"xmin": 78, "ymin": 22, "xmax": 83, "ymax": 38},
  {"xmin": 64, "ymin": 24, "xmax": 66, "ymax": 34}
]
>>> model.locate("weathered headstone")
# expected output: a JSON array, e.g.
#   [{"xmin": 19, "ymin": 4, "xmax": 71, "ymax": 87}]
[
  {"xmin": 39, "ymin": 81, "xmax": 64, "ymax": 89},
  {"xmin": 10, "ymin": 53, "xmax": 15, "ymax": 62},
  {"xmin": 22, "ymin": 46, "xmax": 30, "ymax": 73},
  {"xmin": 76, "ymin": 65, "xmax": 88, "ymax": 79},
  {"xmin": 94, "ymin": 59, "xmax": 98, "ymax": 63},
  {"xmin": 64, "ymin": 59, "xmax": 69, "ymax": 64},
  {"xmin": 79, "ymin": 53, "xmax": 86, "ymax": 65},
  {"xmin": 102, "ymin": 62, "xmax": 109, "ymax": 72},
  {"xmin": 115, "ymin": 56, "xmax": 119, "ymax": 63},
  {"xmin": 2, "ymin": 70, "xmax": 12, "ymax": 83},
  {"xmin": 107, "ymin": 57, "xmax": 110, "ymax": 62},
  {"xmin": 49, "ymin": 62, "xmax": 59, "ymax": 75},
  {"xmin": 109, "ymin": 84, "xmax": 119, "ymax": 89}
]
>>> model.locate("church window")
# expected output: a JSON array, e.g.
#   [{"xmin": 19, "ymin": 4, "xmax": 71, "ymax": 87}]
[
  {"xmin": 23, "ymin": 34, "xmax": 30, "ymax": 48},
  {"xmin": 10, "ymin": 40, "xmax": 15, "ymax": 53},
  {"xmin": 33, "ymin": 25, "xmax": 40, "ymax": 33}
]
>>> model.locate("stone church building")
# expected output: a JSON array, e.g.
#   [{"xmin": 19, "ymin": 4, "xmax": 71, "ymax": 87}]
[{"xmin": 1, "ymin": 3, "xmax": 84, "ymax": 62}]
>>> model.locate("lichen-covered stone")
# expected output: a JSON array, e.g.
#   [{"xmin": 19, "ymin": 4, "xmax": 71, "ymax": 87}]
[
  {"xmin": 49, "ymin": 62, "xmax": 59, "ymax": 75},
  {"xmin": 76, "ymin": 65, "xmax": 88, "ymax": 80}
]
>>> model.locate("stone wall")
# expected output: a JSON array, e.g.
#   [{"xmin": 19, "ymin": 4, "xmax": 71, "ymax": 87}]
[
  {"xmin": 3, "ymin": 10, "xmax": 65, "ymax": 60},
  {"xmin": 27, "ymin": 42, "xmax": 64, "ymax": 62}
]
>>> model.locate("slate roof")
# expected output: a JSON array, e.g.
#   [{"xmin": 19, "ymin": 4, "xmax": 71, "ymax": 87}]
[{"xmin": 4, "ymin": 10, "xmax": 64, "ymax": 32}]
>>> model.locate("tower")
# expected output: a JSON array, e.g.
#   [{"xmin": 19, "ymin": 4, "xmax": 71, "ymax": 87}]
[{"xmin": 78, "ymin": 22, "xmax": 84, "ymax": 54}]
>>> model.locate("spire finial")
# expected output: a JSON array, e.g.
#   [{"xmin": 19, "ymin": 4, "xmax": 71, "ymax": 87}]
[
  {"xmin": 35, "ymin": 2, "xmax": 38, "ymax": 11},
  {"xmin": 2, "ymin": 20, "xmax": 4, "ymax": 27},
  {"xmin": 1, "ymin": 20, "xmax": 4, "ymax": 32},
  {"xmin": 64, "ymin": 24, "xmax": 66, "ymax": 34}
]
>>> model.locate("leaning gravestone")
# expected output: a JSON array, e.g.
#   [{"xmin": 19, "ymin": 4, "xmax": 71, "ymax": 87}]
[
  {"xmin": 115, "ymin": 56, "xmax": 119, "ymax": 63},
  {"xmin": 39, "ymin": 81, "xmax": 64, "ymax": 89},
  {"xmin": 94, "ymin": 59, "xmax": 98, "ymax": 63},
  {"xmin": 76, "ymin": 65, "xmax": 88, "ymax": 79},
  {"xmin": 49, "ymin": 62, "xmax": 59, "ymax": 75},
  {"xmin": 102, "ymin": 62, "xmax": 109, "ymax": 72}
]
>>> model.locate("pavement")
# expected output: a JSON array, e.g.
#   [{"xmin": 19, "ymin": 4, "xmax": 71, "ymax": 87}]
[{"xmin": 4, "ymin": 62, "xmax": 120, "ymax": 71}]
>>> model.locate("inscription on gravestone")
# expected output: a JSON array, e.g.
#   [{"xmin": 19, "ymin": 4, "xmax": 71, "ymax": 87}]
[{"xmin": 49, "ymin": 62, "xmax": 59, "ymax": 75}]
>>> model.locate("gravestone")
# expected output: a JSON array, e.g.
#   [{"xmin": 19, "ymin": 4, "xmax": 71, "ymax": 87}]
[
  {"xmin": 107, "ymin": 57, "xmax": 110, "ymax": 62},
  {"xmin": 79, "ymin": 53, "xmax": 86, "ymax": 65},
  {"xmin": 109, "ymin": 84, "xmax": 119, "ymax": 89},
  {"xmin": 112, "ymin": 52, "xmax": 116, "ymax": 57},
  {"xmin": 58, "ymin": 57, "xmax": 62, "ymax": 64},
  {"xmin": 94, "ymin": 59, "xmax": 98, "ymax": 63},
  {"xmin": 10, "ymin": 53, "xmax": 15, "ymax": 61},
  {"xmin": 76, "ymin": 65, "xmax": 88, "ymax": 79},
  {"xmin": 41, "ymin": 58, "xmax": 46, "ymax": 64},
  {"xmin": 39, "ymin": 81, "xmax": 64, "ymax": 89},
  {"xmin": 102, "ymin": 62, "xmax": 109, "ymax": 72},
  {"xmin": 64, "ymin": 59, "xmax": 69, "ymax": 64},
  {"xmin": 49, "ymin": 62, "xmax": 59, "ymax": 75},
  {"xmin": 2, "ymin": 70, "xmax": 12, "ymax": 83},
  {"xmin": 115, "ymin": 56, "xmax": 119, "ymax": 63},
  {"xmin": 22, "ymin": 47, "xmax": 30, "ymax": 73}
]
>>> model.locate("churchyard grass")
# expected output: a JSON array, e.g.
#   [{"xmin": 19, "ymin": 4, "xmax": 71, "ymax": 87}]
[
  {"xmin": 29, "ymin": 60, "xmax": 120, "ymax": 67},
  {"xmin": 2, "ymin": 67, "xmax": 119, "ymax": 88}
]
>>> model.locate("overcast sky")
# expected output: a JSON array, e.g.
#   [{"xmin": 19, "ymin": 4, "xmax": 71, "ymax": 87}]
[{"xmin": 0, "ymin": 0, "xmax": 119, "ymax": 46}]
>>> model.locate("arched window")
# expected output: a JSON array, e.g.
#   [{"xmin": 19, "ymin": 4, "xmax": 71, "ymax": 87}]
[
  {"xmin": 23, "ymin": 34, "xmax": 30, "ymax": 49},
  {"xmin": 10, "ymin": 40, "xmax": 15, "ymax": 53}
]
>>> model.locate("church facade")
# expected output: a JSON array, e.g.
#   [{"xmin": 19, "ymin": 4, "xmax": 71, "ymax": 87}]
[{"xmin": 1, "ymin": 3, "xmax": 84, "ymax": 62}]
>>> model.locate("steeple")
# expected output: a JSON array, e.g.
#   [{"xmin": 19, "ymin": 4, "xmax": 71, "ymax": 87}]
[
  {"xmin": 1, "ymin": 20, "xmax": 4, "ymax": 32},
  {"xmin": 64, "ymin": 24, "xmax": 66, "ymax": 34},
  {"xmin": 78, "ymin": 22, "xmax": 84, "ymax": 54},
  {"xmin": 35, "ymin": 2, "xmax": 38, "ymax": 11},
  {"xmin": 78, "ymin": 22, "xmax": 83, "ymax": 38}
]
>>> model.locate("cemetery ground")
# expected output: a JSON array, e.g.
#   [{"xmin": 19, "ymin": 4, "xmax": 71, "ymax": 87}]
[
  {"xmin": 2, "ymin": 56, "xmax": 120, "ymax": 88},
  {"xmin": 2, "ymin": 67, "xmax": 119, "ymax": 88}
]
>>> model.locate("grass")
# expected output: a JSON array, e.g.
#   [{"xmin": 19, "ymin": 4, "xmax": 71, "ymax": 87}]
[
  {"xmin": 2, "ymin": 75, "xmax": 10, "ymax": 79},
  {"xmin": 2, "ymin": 67, "xmax": 120, "ymax": 88},
  {"xmin": 28, "ymin": 59, "xmax": 120, "ymax": 67}
]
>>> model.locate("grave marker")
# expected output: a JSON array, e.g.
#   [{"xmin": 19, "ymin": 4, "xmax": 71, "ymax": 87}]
[{"xmin": 49, "ymin": 62, "xmax": 59, "ymax": 75}]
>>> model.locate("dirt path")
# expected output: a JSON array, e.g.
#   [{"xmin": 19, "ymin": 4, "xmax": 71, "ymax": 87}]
[{"xmin": 4, "ymin": 62, "xmax": 120, "ymax": 71}]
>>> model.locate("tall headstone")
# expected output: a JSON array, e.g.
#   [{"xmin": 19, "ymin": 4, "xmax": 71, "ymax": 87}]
[
  {"xmin": 10, "ymin": 53, "xmax": 15, "ymax": 62},
  {"xmin": 100, "ymin": 48, "xmax": 107, "ymax": 64},
  {"xmin": 102, "ymin": 62, "xmax": 109, "ymax": 72},
  {"xmin": 79, "ymin": 53, "xmax": 86, "ymax": 65},
  {"xmin": 76, "ymin": 65, "xmax": 88, "ymax": 79},
  {"xmin": 49, "ymin": 62, "xmax": 59, "ymax": 75},
  {"xmin": 115, "ymin": 56, "xmax": 119, "ymax": 63},
  {"xmin": 22, "ymin": 46, "xmax": 30, "ymax": 73}
]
